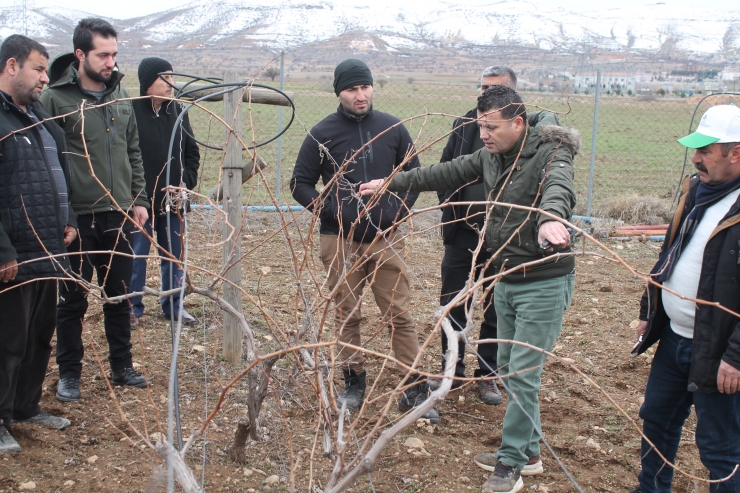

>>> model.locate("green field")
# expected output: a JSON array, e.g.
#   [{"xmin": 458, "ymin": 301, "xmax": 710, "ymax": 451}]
[{"xmin": 119, "ymin": 77, "xmax": 740, "ymax": 216}]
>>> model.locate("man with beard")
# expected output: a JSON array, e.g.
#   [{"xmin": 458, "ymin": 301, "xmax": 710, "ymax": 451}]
[
  {"xmin": 0, "ymin": 34, "xmax": 76, "ymax": 453},
  {"xmin": 290, "ymin": 59, "xmax": 438, "ymax": 422},
  {"xmin": 41, "ymin": 18, "xmax": 150, "ymax": 402},
  {"xmin": 630, "ymin": 105, "xmax": 740, "ymax": 493}
]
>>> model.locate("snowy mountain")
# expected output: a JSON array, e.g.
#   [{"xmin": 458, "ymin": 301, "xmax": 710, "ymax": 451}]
[{"xmin": 1, "ymin": 0, "xmax": 738, "ymax": 59}]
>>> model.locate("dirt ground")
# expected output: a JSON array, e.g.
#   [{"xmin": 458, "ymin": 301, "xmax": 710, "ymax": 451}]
[{"xmin": 0, "ymin": 211, "xmax": 710, "ymax": 493}]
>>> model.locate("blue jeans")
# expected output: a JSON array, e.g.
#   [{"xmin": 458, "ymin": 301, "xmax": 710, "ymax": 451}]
[
  {"xmin": 639, "ymin": 327, "xmax": 740, "ymax": 493},
  {"xmin": 130, "ymin": 213, "xmax": 184, "ymax": 318}
]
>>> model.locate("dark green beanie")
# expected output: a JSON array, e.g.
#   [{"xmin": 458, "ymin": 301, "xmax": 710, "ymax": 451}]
[{"xmin": 333, "ymin": 59, "xmax": 373, "ymax": 96}]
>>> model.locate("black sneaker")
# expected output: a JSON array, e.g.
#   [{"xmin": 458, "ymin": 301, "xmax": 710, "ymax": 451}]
[
  {"xmin": 0, "ymin": 425, "xmax": 21, "ymax": 454},
  {"xmin": 337, "ymin": 369, "xmax": 366, "ymax": 411},
  {"xmin": 482, "ymin": 461, "xmax": 523, "ymax": 493},
  {"xmin": 111, "ymin": 368, "xmax": 148, "ymax": 388},
  {"xmin": 398, "ymin": 375, "xmax": 440, "ymax": 424},
  {"xmin": 629, "ymin": 487, "xmax": 644, "ymax": 493},
  {"xmin": 56, "ymin": 377, "xmax": 81, "ymax": 402}
]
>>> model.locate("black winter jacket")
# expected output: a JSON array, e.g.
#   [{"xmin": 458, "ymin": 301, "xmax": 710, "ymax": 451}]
[
  {"xmin": 437, "ymin": 110, "xmax": 561, "ymax": 244},
  {"xmin": 132, "ymin": 99, "xmax": 200, "ymax": 215},
  {"xmin": 635, "ymin": 174, "xmax": 740, "ymax": 393},
  {"xmin": 0, "ymin": 93, "xmax": 77, "ymax": 282},
  {"xmin": 290, "ymin": 106, "xmax": 420, "ymax": 243}
]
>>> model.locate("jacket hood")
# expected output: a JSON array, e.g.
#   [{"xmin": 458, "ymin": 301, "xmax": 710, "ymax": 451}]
[
  {"xmin": 48, "ymin": 53, "xmax": 77, "ymax": 86},
  {"xmin": 537, "ymin": 124, "xmax": 582, "ymax": 156},
  {"xmin": 47, "ymin": 52, "xmax": 124, "ymax": 95}
]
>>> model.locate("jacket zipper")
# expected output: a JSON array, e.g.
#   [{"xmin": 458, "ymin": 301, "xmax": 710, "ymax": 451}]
[
  {"xmin": 155, "ymin": 105, "xmax": 162, "ymax": 214},
  {"xmin": 357, "ymin": 121, "xmax": 369, "ymax": 182},
  {"xmin": 105, "ymin": 105, "xmax": 114, "ymax": 209},
  {"xmin": 366, "ymin": 131, "xmax": 374, "ymax": 164}
]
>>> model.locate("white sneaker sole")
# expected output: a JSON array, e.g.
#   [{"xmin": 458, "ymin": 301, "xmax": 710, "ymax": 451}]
[
  {"xmin": 475, "ymin": 457, "xmax": 497, "ymax": 472},
  {"xmin": 521, "ymin": 460, "xmax": 543, "ymax": 476},
  {"xmin": 482, "ymin": 476, "xmax": 523, "ymax": 493},
  {"xmin": 475, "ymin": 456, "xmax": 543, "ymax": 475}
]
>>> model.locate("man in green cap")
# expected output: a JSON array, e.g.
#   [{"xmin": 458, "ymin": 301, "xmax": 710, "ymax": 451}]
[
  {"xmin": 290, "ymin": 59, "xmax": 439, "ymax": 423},
  {"xmin": 630, "ymin": 104, "xmax": 740, "ymax": 493}
]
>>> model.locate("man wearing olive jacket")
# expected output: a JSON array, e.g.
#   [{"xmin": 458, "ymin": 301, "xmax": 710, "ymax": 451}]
[
  {"xmin": 434, "ymin": 65, "xmax": 560, "ymax": 414},
  {"xmin": 290, "ymin": 59, "xmax": 439, "ymax": 423},
  {"xmin": 630, "ymin": 105, "xmax": 740, "ymax": 493},
  {"xmin": 41, "ymin": 18, "xmax": 150, "ymax": 402},
  {"xmin": 361, "ymin": 85, "xmax": 579, "ymax": 493}
]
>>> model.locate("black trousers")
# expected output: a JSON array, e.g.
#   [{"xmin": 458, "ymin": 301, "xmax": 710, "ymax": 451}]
[
  {"xmin": 440, "ymin": 227, "xmax": 498, "ymax": 377},
  {"xmin": 0, "ymin": 280, "xmax": 57, "ymax": 425},
  {"xmin": 56, "ymin": 211, "xmax": 135, "ymax": 379}
]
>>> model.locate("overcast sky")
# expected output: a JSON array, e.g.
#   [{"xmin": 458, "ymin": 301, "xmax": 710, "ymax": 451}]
[{"xmin": 0, "ymin": 0, "xmax": 737, "ymax": 19}]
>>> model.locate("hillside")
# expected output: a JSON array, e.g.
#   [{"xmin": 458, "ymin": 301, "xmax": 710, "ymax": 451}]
[{"xmin": 0, "ymin": 0, "xmax": 738, "ymax": 73}]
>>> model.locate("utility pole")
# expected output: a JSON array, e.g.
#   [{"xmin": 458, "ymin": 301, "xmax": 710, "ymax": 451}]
[{"xmin": 14, "ymin": 0, "xmax": 33, "ymax": 36}]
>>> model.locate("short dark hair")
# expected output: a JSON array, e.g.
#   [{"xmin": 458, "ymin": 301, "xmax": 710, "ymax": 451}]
[
  {"xmin": 73, "ymin": 18, "xmax": 117, "ymax": 56},
  {"xmin": 720, "ymin": 142, "xmax": 740, "ymax": 157},
  {"xmin": 477, "ymin": 85, "xmax": 527, "ymax": 123},
  {"xmin": 0, "ymin": 34, "xmax": 49, "ymax": 74}
]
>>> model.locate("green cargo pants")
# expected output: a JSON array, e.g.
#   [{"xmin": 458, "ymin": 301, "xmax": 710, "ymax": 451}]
[{"xmin": 494, "ymin": 272, "xmax": 575, "ymax": 469}]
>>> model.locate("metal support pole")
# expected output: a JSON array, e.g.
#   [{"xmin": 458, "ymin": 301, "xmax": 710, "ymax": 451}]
[
  {"xmin": 586, "ymin": 69, "xmax": 601, "ymax": 217},
  {"xmin": 276, "ymin": 52, "xmax": 285, "ymax": 202},
  {"xmin": 222, "ymin": 73, "xmax": 243, "ymax": 365}
]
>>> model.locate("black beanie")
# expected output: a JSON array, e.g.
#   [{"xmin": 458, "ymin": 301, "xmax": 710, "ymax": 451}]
[
  {"xmin": 333, "ymin": 59, "xmax": 373, "ymax": 96},
  {"xmin": 138, "ymin": 57, "xmax": 173, "ymax": 96}
]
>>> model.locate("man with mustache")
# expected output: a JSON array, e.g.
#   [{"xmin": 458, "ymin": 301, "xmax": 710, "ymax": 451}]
[
  {"xmin": 41, "ymin": 18, "xmax": 150, "ymax": 402},
  {"xmin": 0, "ymin": 34, "xmax": 76, "ymax": 453},
  {"xmin": 360, "ymin": 85, "xmax": 579, "ymax": 493},
  {"xmin": 129, "ymin": 57, "xmax": 200, "ymax": 327},
  {"xmin": 290, "ymin": 59, "xmax": 439, "ymax": 422},
  {"xmin": 631, "ymin": 104, "xmax": 740, "ymax": 493},
  {"xmin": 431, "ymin": 66, "xmax": 559, "ymax": 424}
]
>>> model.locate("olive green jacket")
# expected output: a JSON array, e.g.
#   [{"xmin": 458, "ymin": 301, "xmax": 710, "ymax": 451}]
[
  {"xmin": 40, "ymin": 57, "xmax": 149, "ymax": 215},
  {"xmin": 389, "ymin": 122, "xmax": 580, "ymax": 282}
]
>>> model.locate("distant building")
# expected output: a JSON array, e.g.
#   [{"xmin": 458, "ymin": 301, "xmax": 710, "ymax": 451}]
[
  {"xmin": 700, "ymin": 79, "xmax": 723, "ymax": 92},
  {"xmin": 720, "ymin": 70, "xmax": 740, "ymax": 81},
  {"xmin": 574, "ymin": 72, "xmax": 636, "ymax": 93}
]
